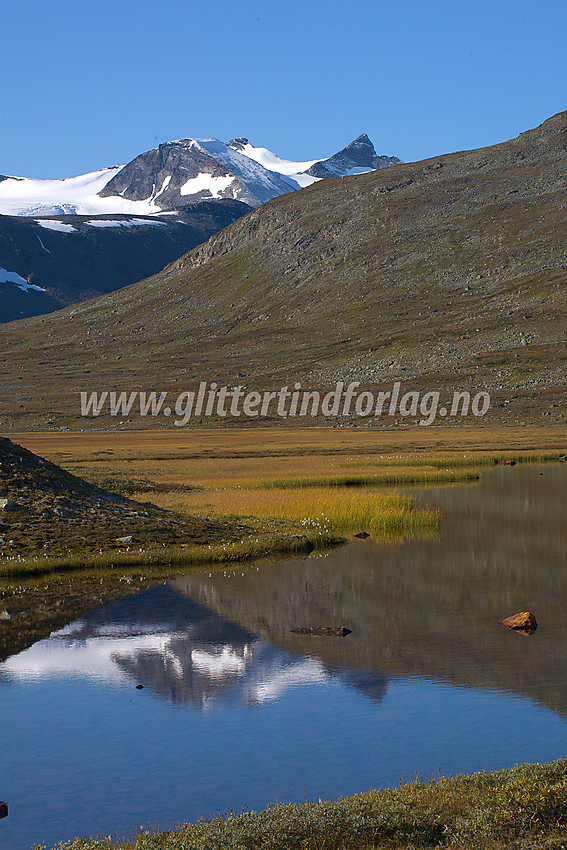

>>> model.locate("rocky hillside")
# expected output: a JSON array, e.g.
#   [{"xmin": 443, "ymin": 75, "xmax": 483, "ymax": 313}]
[
  {"xmin": 0, "ymin": 110, "xmax": 566, "ymax": 426},
  {"xmin": 0, "ymin": 438, "xmax": 234, "ymax": 556}
]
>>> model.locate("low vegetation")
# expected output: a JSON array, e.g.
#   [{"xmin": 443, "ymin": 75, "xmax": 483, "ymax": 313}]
[
  {"xmin": 135, "ymin": 486, "xmax": 440, "ymax": 541},
  {"xmin": 40, "ymin": 758, "xmax": 567, "ymax": 849}
]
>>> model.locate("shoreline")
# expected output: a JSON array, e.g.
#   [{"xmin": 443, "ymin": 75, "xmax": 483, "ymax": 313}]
[{"xmin": 42, "ymin": 757, "xmax": 567, "ymax": 849}]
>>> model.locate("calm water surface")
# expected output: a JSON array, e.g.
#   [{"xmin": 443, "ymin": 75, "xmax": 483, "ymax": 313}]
[{"xmin": 2, "ymin": 464, "xmax": 567, "ymax": 850}]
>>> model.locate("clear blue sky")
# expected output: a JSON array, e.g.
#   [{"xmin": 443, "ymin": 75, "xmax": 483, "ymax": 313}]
[{"xmin": 1, "ymin": 0, "xmax": 566, "ymax": 178}]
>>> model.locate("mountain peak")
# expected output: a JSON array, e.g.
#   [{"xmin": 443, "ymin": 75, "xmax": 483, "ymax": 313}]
[
  {"xmin": 352, "ymin": 132, "xmax": 373, "ymax": 144},
  {"xmin": 303, "ymin": 134, "xmax": 401, "ymax": 179}
]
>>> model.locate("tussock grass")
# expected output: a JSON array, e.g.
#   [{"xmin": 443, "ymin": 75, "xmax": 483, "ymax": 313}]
[
  {"xmin": 131, "ymin": 487, "xmax": 440, "ymax": 539},
  {"xmin": 42, "ymin": 757, "xmax": 567, "ymax": 849}
]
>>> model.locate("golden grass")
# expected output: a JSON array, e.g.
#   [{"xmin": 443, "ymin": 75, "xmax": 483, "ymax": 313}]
[
  {"xmin": 14, "ymin": 427, "xmax": 566, "ymax": 491},
  {"xmin": 68, "ymin": 457, "xmax": 482, "ymax": 489},
  {"xmin": 132, "ymin": 486, "xmax": 440, "ymax": 539},
  {"xmin": 13, "ymin": 424, "xmax": 567, "ymax": 466}
]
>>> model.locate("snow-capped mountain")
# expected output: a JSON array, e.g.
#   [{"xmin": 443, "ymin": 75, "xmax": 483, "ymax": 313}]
[
  {"xmin": 0, "ymin": 134, "xmax": 401, "ymax": 217},
  {"xmin": 0, "ymin": 166, "xmax": 124, "ymax": 218},
  {"xmin": 0, "ymin": 131, "xmax": 400, "ymax": 323},
  {"xmin": 97, "ymin": 137, "xmax": 301, "ymax": 211}
]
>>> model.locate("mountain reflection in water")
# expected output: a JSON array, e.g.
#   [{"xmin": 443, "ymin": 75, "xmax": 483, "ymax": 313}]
[{"xmin": 0, "ymin": 583, "xmax": 387, "ymax": 709}]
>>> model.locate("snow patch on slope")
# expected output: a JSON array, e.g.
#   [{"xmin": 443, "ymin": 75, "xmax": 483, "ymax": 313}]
[
  {"xmin": 232, "ymin": 141, "xmax": 322, "ymax": 188},
  {"xmin": 85, "ymin": 218, "xmax": 168, "ymax": 228},
  {"xmin": 179, "ymin": 173, "xmax": 235, "ymax": 198},
  {"xmin": 0, "ymin": 167, "xmax": 178, "ymax": 216},
  {"xmin": 36, "ymin": 220, "xmax": 77, "ymax": 233},
  {"xmin": 0, "ymin": 267, "xmax": 46, "ymax": 293},
  {"xmin": 36, "ymin": 235, "xmax": 53, "ymax": 255}
]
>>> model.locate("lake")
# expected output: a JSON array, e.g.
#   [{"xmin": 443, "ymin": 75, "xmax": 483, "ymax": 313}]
[{"xmin": 2, "ymin": 463, "xmax": 567, "ymax": 850}]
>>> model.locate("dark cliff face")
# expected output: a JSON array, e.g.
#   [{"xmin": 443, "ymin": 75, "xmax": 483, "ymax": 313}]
[
  {"xmin": 0, "ymin": 199, "xmax": 250, "ymax": 323},
  {"xmin": 99, "ymin": 140, "xmax": 232, "ymax": 206},
  {"xmin": 304, "ymin": 133, "xmax": 402, "ymax": 178}
]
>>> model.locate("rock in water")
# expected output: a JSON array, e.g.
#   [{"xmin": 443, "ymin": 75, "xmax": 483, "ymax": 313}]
[
  {"xmin": 354, "ymin": 531, "xmax": 370, "ymax": 539},
  {"xmin": 290, "ymin": 626, "xmax": 352, "ymax": 637},
  {"xmin": 498, "ymin": 612, "xmax": 538, "ymax": 634},
  {"xmin": 0, "ymin": 801, "xmax": 8, "ymax": 818}
]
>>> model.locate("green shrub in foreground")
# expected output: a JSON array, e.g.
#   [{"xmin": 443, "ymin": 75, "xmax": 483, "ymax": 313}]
[{"xmin": 39, "ymin": 757, "xmax": 567, "ymax": 849}]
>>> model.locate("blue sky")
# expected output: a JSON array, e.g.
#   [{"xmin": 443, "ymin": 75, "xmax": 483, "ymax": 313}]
[{"xmin": 1, "ymin": 0, "xmax": 566, "ymax": 178}]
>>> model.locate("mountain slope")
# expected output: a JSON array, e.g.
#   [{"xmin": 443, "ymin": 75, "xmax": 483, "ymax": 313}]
[{"xmin": 1, "ymin": 110, "xmax": 566, "ymax": 427}]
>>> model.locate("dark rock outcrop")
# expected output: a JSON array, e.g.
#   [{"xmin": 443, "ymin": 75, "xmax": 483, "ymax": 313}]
[{"xmin": 290, "ymin": 626, "xmax": 352, "ymax": 637}]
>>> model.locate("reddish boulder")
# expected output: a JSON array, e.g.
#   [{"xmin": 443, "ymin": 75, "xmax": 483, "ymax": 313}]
[{"xmin": 498, "ymin": 611, "xmax": 538, "ymax": 634}]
